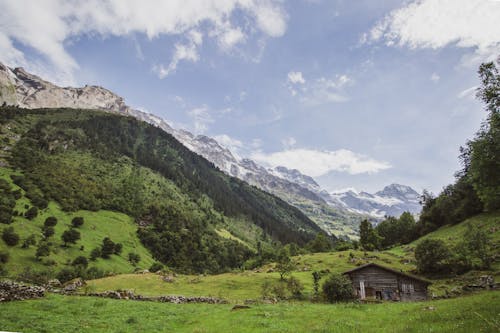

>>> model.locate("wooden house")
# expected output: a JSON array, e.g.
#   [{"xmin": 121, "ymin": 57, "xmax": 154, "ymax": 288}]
[{"xmin": 343, "ymin": 263, "xmax": 431, "ymax": 301}]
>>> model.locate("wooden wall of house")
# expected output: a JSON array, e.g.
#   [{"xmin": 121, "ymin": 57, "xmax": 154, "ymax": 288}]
[{"xmin": 346, "ymin": 266, "xmax": 428, "ymax": 301}]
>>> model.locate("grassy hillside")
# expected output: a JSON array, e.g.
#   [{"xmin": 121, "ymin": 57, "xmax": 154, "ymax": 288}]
[
  {"xmin": 85, "ymin": 211, "xmax": 500, "ymax": 301},
  {"xmin": 0, "ymin": 292, "xmax": 498, "ymax": 333},
  {"xmin": 86, "ymin": 250, "xmax": 413, "ymax": 301},
  {"xmin": 0, "ymin": 167, "xmax": 155, "ymax": 276},
  {"xmin": 0, "ymin": 106, "xmax": 328, "ymax": 274},
  {"xmin": 388, "ymin": 211, "xmax": 500, "ymax": 262}
]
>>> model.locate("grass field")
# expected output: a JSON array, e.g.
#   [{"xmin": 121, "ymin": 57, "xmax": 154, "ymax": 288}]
[
  {"xmin": 86, "ymin": 250, "xmax": 414, "ymax": 301},
  {"xmin": 0, "ymin": 292, "xmax": 498, "ymax": 332}
]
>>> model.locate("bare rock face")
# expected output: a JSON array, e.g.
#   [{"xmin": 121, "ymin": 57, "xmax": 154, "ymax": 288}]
[
  {"xmin": 0, "ymin": 280, "xmax": 46, "ymax": 302},
  {"xmin": 0, "ymin": 64, "xmax": 131, "ymax": 114}
]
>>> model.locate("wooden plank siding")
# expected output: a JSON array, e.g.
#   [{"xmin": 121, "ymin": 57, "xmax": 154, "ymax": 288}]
[{"xmin": 343, "ymin": 263, "xmax": 430, "ymax": 302}]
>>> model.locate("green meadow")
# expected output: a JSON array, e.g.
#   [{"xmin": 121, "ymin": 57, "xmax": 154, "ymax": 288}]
[{"xmin": 0, "ymin": 292, "xmax": 498, "ymax": 333}]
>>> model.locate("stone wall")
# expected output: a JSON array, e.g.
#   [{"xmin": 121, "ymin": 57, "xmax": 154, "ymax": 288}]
[
  {"xmin": 86, "ymin": 290, "xmax": 227, "ymax": 304},
  {"xmin": 0, "ymin": 280, "xmax": 45, "ymax": 302}
]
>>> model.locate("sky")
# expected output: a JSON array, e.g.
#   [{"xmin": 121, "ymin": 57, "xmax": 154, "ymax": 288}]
[{"xmin": 1, "ymin": 0, "xmax": 499, "ymax": 194}]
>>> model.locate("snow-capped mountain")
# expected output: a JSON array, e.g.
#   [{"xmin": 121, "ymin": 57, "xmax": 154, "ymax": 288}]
[
  {"xmin": 0, "ymin": 62, "xmax": 421, "ymax": 238},
  {"xmin": 328, "ymin": 184, "xmax": 421, "ymax": 219}
]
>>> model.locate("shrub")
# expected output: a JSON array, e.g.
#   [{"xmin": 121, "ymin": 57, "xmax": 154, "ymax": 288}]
[
  {"xmin": 322, "ymin": 274, "xmax": 354, "ymax": 303},
  {"xmin": 25, "ymin": 206, "xmax": 38, "ymax": 220},
  {"xmin": 72, "ymin": 256, "xmax": 88, "ymax": 268},
  {"xmin": 415, "ymin": 239, "xmax": 451, "ymax": 274},
  {"xmin": 42, "ymin": 226, "xmax": 55, "ymax": 238},
  {"xmin": 61, "ymin": 229, "xmax": 80, "ymax": 246},
  {"xmin": 17, "ymin": 267, "xmax": 54, "ymax": 285},
  {"xmin": 44, "ymin": 216, "xmax": 58, "ymax": 227},
  {"xmin": 56, "ymin": 268, "xmax": 77, "ymax": 283},
  {"xmin": 35, "ymin": 243, "xmax": 51, "ymax": 260},
  {"xmin": 128, "ymin": 252, "xmax": 141, "ymax": 266},
  {"xmin": 287, "ymin": 276, "xmax": 304, "ymax": 298},
  {"xmin": 90, "ymin": 247, "xmax": 101, "ymax": 261},
  {"xmin": 149, "ymin": 262, "xmax": 164, "ymax": 273},
  {"xmin": 261, "ymin": 280, "xmax": 287, "ymax": 300},
  {"xmin": 2, "ymin": 227, "xmax": 20, "ymax": 246},
  {"xmin": 101, "ymin": 237, "xmax": 115, "ymax": 258},
  {"xmin": 0, "ymin": 251, "xmax": 9, "ymax": 264},
  {"xmin": 21, "ymin": 234, "xmax": 37, "ymax": 248},
  {"xmin": 114, "ymin": 243, "xmax": 123, "ymax": 255},
  {"xmin": 71, "ymin": 217, "xmax": 84, "ymax": 228},
  {"xmin": 85, "ymin": 267, "xmax": 105, "ymax": 280}
]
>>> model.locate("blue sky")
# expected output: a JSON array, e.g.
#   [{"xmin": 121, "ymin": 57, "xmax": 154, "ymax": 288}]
[{"xmin": 1, "ymin": 0, "xmax": 499, "ymax": 193}]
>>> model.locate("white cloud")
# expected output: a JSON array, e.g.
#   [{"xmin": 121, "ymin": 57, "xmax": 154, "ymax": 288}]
[
  {"xmin": 296, "ymin": 74, "xmax": 354, "ymax": 106},
  {"xmin": 281, "ymin": 137, "xmax": 297, "ymax": 149},
  {"xmin": 430, "ymin": 73, "xmax": 440, "ymax": 82},
  {"xmin": 457, "ymin": 86, "xmax": 478, "ymax": 99},
  {"xmin": 251, "ymin": 148, "xmax": 391, "ymax": 177},
  {"xmin": 188, "ymin": 106, "xmax": 213, "ymax": 134},
  {"xmin": 154, "ymin": 30, "xmax": 203, "ymax": 78},
  {"xmin": 364, "ymin": 0, "xmax": 500, "ymax": 64},
  {"xmin": 214, "ymin": 134, "xmax": 243, "ymax": 153},
  {"xmin": 0, "ymin": 0, "xmax": 287, "ymax": 84},
  {"xmin": 288, "ymin": 71, "xmax": 305, "ymax": 84}
]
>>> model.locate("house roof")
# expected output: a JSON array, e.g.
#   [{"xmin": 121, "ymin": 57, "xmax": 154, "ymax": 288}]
[{"xmin": 342, "ymin": 262, "xmax": 432, "ymax": 285}]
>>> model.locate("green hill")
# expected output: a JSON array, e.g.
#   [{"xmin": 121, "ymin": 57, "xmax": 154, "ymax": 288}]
[
  {"xmin": 0, "ymin": 106, "xmax": 326, "ymax": 277},
  {"xmin": 0, "ymin": 167, "xmax": 155, "ymax": 277}
]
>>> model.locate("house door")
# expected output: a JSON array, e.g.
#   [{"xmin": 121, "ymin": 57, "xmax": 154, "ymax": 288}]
[{"xmin": 359, "ymin": 280, "xmax": 365, "ymax": 299}]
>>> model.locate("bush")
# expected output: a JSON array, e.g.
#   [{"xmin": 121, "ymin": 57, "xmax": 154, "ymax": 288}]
[
  {"xmin": 0, "ymin": 251, "xmax": 9, "ymax": 264},
  {"xmin": 85, "ymin": 267, "xmax": 106, "ymax": 280},
  {"xmin": 322, "ymin": 274, "xmax": 354, "ymax": 303},
  {"xmin": 149, "ymin": 262, "xmax": 164, "ymax": 273},
  {"xmin": 114, "ymin": 243, "xmax": 123, "ymax": 255},
  {"xmin": 415, "ymin": 239, "xmax": 451, "ymax": 274},
  {"xmin": 71, "ymin": 217, "xmax": 84, "ymax": 228},
  {"xmin": 25, "ymin": 206, "xmax": 38, "ymax": 220},
  {"xmin": 287, "ymin": 276, "xmax": 304, "ymax": 298},
  {"xmin": 42, "ymin": 226, "xmax": 55, "ymax": 238},
  {"xmin": 61, "ymin": 229, "xmax": 80, "ymax": 246},
  {"xmin": 128, "ymin": 252, "xmax": 141, "ymax": 266},
  {"xmin": 2, "ymin": 227, "xmax": 20, "ymax": 246},
  {"xmin": 261, "ymin": 280, "xmax": 288, "ymax": 300},
  {"xmin": 17, "ymin": 267, "xmax": 54, "ymax": 285},
  {"xmin": 101, "ymin": 237, "xmax": 115, "ymax": 258},
  {"xmin": 56, "ymin": 268, "xmax": 77, "ymax": 283},
  {"xmin": 21, "ymin": 234, "xmax": 37, "ymax": 248},
  {"xmin": 35, "ymin": 243, "xmax": 51, "ymax": 260},
  {"xmin": 90, "ymin": 247, "xmax": 101, "ymax": 261},
  {"xmin": 44, "ymin": 216, "xmax": 58, "ymax": 227},
  {"xmin": 72, "ymin": 256, "xmax": 89, "ymax": 268}
]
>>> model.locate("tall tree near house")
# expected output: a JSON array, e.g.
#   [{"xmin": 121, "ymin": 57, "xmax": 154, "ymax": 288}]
[{"xmin": 359, "ymin": 219, "xmax": 381, "ymax": 251}]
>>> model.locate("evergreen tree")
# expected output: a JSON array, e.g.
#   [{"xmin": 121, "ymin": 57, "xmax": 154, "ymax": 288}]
[{"xmin": 359, "ymin": 219, "xmax": 381, "ymax": 251}]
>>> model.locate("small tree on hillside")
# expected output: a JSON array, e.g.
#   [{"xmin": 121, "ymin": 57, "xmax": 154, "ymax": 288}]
[
  {"xmin": 25, "ymin": 207, "xmax": 38, "ymax": 220},
  {"xmin": 44, "ymin": 216, "xmax": 58, "ymax": 227},
  {"xmin": 415, "ymin": 239, "xmax": 450, "ymax": 274},
  {"xmin": 464, "ymin": 224, "xmax": 493, "ymax": 269},
  {"xmin": 101, "ymin": 237, "xmax": 116, "ymax": 259},
  {"xmin": 2, "ymin": 227, "xmax": 20, "ymax": 246},
  {"xmin": 71, "ymin": 217, "xmax": 84, "ymax": 228},
  {"xmin": 42, "ymin": 226, "xmax": 55, "ymax": 238},
  {"xmin": 61, "ymin": 229, "xmax": 80, "ymax": 246},
  {"xmin": 128, "ymin": 252, "xmax": 141, "ymax": 266},
  {"xmin": 276, "ymin": 248, "xmax": 294, "ymax": 280},
  {"xmin": 35, "ymin": 243, "xmax": 51, "ymax": 260}
]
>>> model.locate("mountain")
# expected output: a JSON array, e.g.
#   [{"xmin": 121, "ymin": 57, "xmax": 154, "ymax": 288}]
[
  {"xmin": 328, "ymin": 184, "xmax": 421, "ymax": 219},
  {"xmin": 0, "ymin": 62, "xmax": 421, "ymax": 239}
]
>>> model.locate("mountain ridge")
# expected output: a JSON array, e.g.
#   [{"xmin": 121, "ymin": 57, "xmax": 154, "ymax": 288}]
[{"xmin": 0, "ymin": 62, "xmax": 421, "ymax": 238}]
